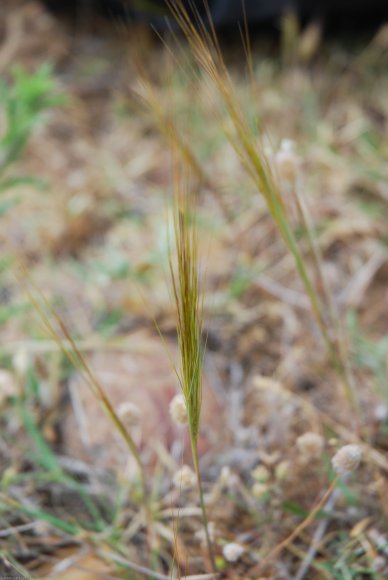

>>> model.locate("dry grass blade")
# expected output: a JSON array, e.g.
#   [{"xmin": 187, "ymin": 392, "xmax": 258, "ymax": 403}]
[
  {"xmin": 20, "ymin": 271, "xmax": 141, "ymax": 469},
  {"xmin": 16, "ymin": 267, "xmax": 154, "ymax": 548}
]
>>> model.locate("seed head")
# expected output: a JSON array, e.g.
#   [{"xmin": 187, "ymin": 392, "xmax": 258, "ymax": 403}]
[
  {"xmin": 252, "ymin": 482, "xmax": 269, "ymax": 499},
  {"xmin": 169, "ymin": 393, "xmax": 188, "ymax": 425},
  {"xmin": 217, "ymin": 466, "xmax": 239, "ymax": 491},
  {"xmin": 297, "ymin": 431, "xmax": 324, "ymax": 459},
  {"xmin": 195, "ymin": 521, "xmax": 216, "ymax": 545},
  {"xmin": 34, "ymin": 520, "xmax": 50, "ymax": 536},
  {"xmin": 173, "ymin": 465, "xmax": 196, "ymax": 490},
  {"xmin": 117, "ymin": 402, "xmax": 141, "ymax": 426},
  {"xmin": 251, "ymin": 465, "xmax": 270, "ymax": 483},
  {"xmin": 222, "ymin": 542, "xmax": 245, "ymax": 563},
  {"xmin": 0, "ymin": 369, "xmax": 18, "ymax": 406},
  {"xmin": 371, "ymin": 556, "xmax": 386, "ymax": 573},
  {"xmin": 13, "ymin": 348, "xmax": 30, "ymax": 376},
  {"xmin": 275, "ymin": 460, "xmax": 290, "ymax": 482},
  {"xmin": 275, "ymin": 138, "xmax": 299, "ymax": 185},
  {"xmin": 332, "ymin": 445, "xmax": 362, "ymax": 476},
  {"xmin": 374, "ymin": 404, "xmax": 388, "ymax": 423}
]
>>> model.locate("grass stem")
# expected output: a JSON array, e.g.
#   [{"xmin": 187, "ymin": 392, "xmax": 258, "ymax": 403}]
[{"xmin": 191, "ymin": 437, "xmax": 216, "ymax": 570}]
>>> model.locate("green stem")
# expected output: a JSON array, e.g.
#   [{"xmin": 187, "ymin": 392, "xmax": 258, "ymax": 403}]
[{"xmin": 190, "ymin": 436, "xmax": 216, "ymax": 571}]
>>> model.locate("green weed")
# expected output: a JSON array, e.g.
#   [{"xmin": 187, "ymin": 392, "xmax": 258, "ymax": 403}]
[{"xmin": 0, "ymin": 64, "xmax": 62, "ymax": 199}]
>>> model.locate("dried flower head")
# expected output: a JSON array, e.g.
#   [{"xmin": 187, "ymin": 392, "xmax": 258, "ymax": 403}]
[
  {"xmin": 252, "ymin": 482, "xmax": 270, "ymax": 499},
  {"xmin": 195, "ymin": 521, "xmax": 216, "ymax": 545},
  {"xmin": 34, "ymin": 520, "xmax": 50, "ymax": 536},
  {"xmin": 13, "ymin": 348, "xmax": 30, "ymax": 376},
  {"xmin": 332, "ymin": 445, "xmax": 362, "ymax": 476},
  {"xmin": 0, "ymin": 369, "xmax": 18, "ymax": 406},
  {"xmin": 218, "ymin": 465, "xmax": 231, "ymax": 486},
  {"xmin": 117, "ymin": 402, "xmax": 141, "ymax": 426},
  {"xmin": 222, "ymin": 542, "xmax": 245, "ymax": 563},
  {"xmin": 251, "ymin": 465, "xmax": 270, "ymax": 483},
  {"xmin": 275, "ymin": 138, "xmax": 299, "ymax": 185},
  {"xmin": 169, "ymin": 393, "xmax": 188, "ymax": 425},
  {"xmin": 374, "ymin": 404, "xmax": 388, "ymax": 423},
  {"xmin": 217, "ymin": 466, "xmax": 239, "ymax": 491},
  {"xmin": 173, "ymin": 465, "xmax": 196, "ymax": 490},
  {"xmin": 297, "ymin": 431, "xmax": 324, "ymax": 459},
  {"xmin": 275, "ymin": 460, "xmax": 290, "ymax": 482},
  {"xmin": 371, "ymin": 556, "xmax": 386, "ymax": 573}
]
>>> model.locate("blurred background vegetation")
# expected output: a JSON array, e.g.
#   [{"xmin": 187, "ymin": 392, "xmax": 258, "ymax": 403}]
[{"xmin": 0, "ymin": 1, "xmax": 387, "ymax": 578}]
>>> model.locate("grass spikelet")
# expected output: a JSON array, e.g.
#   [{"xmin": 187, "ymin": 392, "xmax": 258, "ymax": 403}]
[{"xmin": 169, "ymin": 165, "xmax": 215, "ymax": 570}]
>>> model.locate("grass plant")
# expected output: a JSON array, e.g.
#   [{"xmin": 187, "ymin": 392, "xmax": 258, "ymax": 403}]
[
  {"xmin": 168, "ymin": 163, "xmax": 216, "ymax": 570},
  {"xmin": 166, "ymin": 0, "xmax": 358, "ymax": 411}
]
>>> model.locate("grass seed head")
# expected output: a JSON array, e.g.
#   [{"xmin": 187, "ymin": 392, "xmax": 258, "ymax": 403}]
[
  {"xmin": 170, "ymin": 177, "xmax": 204, "ymax": 443},
  {"xmin": 332, "ymin": 444, "xmax": 362, "ymax": 476}
]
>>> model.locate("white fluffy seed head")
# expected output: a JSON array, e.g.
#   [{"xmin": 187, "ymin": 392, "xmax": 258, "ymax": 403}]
[
  {"xmin": 252, "ymin": 482, "xmax": 269, "ymax": 499},
  {"xmin": 275, "ymin": 460, "xmax": 290, "ymax": 482},
  {"xmin": 34, "ymin": 520, "xmax": 50, "ymax": 536},
  {"xmin": 374, "ymin": 404, "xmax": 388, "ymax": 422},
  {"xmin": 218, "ymin": 466, "xmax": 231, "ymax": 486},
  {"xmin": 0, "ymin": 369, "xmax": 18, "ymax": 406},
  {"xmin": 332, "ymin": 445, "xmax": 362, "ymax": 476},
  {"xmin": 117, "ymin": 402, "xmax": 141, "ymax": 426},
  {"xmin": 371, "ymin": 556, "xmax": 386, "ymax": 573},
  {"xmin": 297, "ymin": 432, "xmax": 324, "ymax": 459},
  {"xmin": 195, "ymin": 521, "xmax": 216, "ymax": 545},
  {"xmin": 173, "ymin": 465, "xmax": 196, "ymax": 490},
  {"xmin": 275, "ymin": 138, "xmax": 299, "ymax": 184},
  {"xmin": 217, "ymin": 466, "xmax": 239, "ymax": 491},
  {"xmin": 222, "ymin": 542, "xmax": 245, "ymax": 563},
  {"xmin": 169, "ymin": 393, "xmax": 188, "ymax": 425},
  {"xmin": 13, "ymin": 348, "xmax": 30, "ymax": 376},
  {"xmin": 251, "ymin": 465, "xmax": 270, "ymax": 482}
]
